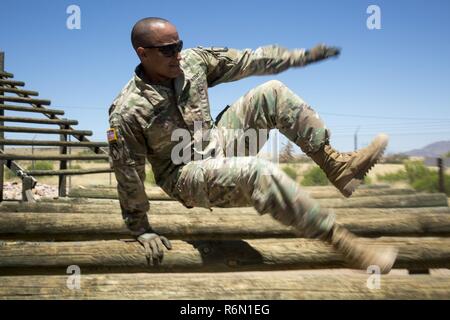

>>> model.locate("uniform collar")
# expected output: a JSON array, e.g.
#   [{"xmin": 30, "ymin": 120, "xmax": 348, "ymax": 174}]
[{"xmin": 133, "ymin": 63, "xmax": 189, "ymax": 106}]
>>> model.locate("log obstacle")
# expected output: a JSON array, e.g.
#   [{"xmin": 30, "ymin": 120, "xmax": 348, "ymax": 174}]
[
  {"xmin": 0, "ymin": 273, "xmax": 448, "ymax": 299},
  {"xmin": 66, "ymin": 186, "xmax": 449, "ymax": 208},
  {"xmin": 67, "ymin": 186, "xmax": 418, "ymax": 200},
  {"xmin": 0, "ymin": 211, "xmax": 449, "ymax": 239},
  {"xmin": 1, "ymin": 199, "xmax": 449, "ymax": 215},
  {"xmin": 0, "ymin": 183, "xmax": 449, "ymax": 299},
  {"xmin": 0, "ymin": 237, "xmax": 448, "ymax": 272}
]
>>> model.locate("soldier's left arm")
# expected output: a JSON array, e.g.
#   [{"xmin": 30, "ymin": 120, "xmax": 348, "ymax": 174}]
[{"xmin": 193, "ymin": 44, "xmax": 340, "ymax": 87}]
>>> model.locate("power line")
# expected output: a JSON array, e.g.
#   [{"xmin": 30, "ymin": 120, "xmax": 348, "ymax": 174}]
[{"xmin": 321, "ymin": 112, "xmax": 450, "ymax": 121}]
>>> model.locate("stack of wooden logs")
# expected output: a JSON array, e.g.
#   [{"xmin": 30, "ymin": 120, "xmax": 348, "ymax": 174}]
[{"xmin": 0, "ymin": 184, "xmax": 449, "ymax": 299}]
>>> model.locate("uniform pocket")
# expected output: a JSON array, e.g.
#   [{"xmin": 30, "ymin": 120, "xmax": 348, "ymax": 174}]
[{"xmin": 174, "ymin": 163, "xmax": 210, "ymax": 209}]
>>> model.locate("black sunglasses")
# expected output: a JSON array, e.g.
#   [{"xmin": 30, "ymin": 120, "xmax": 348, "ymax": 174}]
[{"xmin": 143, "ymin": 40, "xmax": 183, "ymax": 57}]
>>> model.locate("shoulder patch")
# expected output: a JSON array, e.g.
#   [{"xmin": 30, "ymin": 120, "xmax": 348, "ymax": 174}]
[{"xmin": 107, "ymin": 128, "xmax": 119, "ymax": 143}]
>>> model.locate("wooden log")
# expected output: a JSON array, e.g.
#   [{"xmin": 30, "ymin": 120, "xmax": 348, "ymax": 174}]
[
  {"xmin": 0, "ymin": 211, "xmax": 449, "ymax": 239},
  {"xmin": 0, "ymin": 237, "xmax": 448, "ymax": 272},
  {"xmin": 0, "ymin": 273, "xmax": 448, "ymax": 299},
  {"xmin": 0, "ymin": 71, "xmax": 13, "ymax": 78},
  {"xmin": 0, "ymin": 116, "xmax": 78, "ymax": 126},
  {"xmin": 68, "ymin": 187, "xmax": 172, "ymax": 200},
  {"xmin": 0, "ymin": 154, "xmax": 108, "ymax": 161},
  {"xmin": 0, "ymin": 87, "xmax": 38, "ymax": 96},
  {"xmin": 67, "ymin": 187, "xmax": 448, "ymax": 208},
  {"xmin": 321, "ymin": 193, "xmax": 448, "ymax": 208},
  {"xmin": 0, "ymin": 126, "xmax": 92, "ymax": 136},
  {"xmin": 2, "ymin": 196, "xmax": 449, "ymax": 215},
  {"xmin": 25, "ymin": 168, "xmax": 113, "ymax": 176},
  {"xmin": 0, "ymin": 104, "xmax": 64, "ymax": 115},
  {"xmin": 67, "ymin": 186, "xmax": 417, "ymax": 201},
  {"xmin": 0, "ymin": 139, "xmax": 107, "ymax": 147},
  {"xmin": 0, "ymin": 96, "xmax": 50, "ymax": 105},
  {"xmin": 0, "ymin": 79, "xmax": 24, "ymax": 86}
]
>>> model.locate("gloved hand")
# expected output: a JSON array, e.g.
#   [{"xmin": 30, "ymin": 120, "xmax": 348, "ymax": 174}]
[
  {"xmin": 306, "ymin": 44, "xmax": 341, "ymax": 62},
  {"xmin": 137, "ymin": 232, "xmax": 172, "ymax": 266}
]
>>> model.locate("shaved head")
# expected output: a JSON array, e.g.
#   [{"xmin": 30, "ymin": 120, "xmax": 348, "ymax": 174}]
[
  {"xmin": 131, "ymin": 17, "xmax": 183, "ymax": 84},
  {"xmin": 131, "ymin": 17, "xmax": 173, "ymax": 51}
]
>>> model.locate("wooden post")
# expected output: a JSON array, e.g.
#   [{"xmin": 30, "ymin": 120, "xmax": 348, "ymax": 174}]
[
  {"xmin": 22, "ymin": 176, "xmax": 36, "ymax": 203},
  {"xmin": 438, "ymin": 157, "xmax": 445, "ymax": 194},
  {"xmin": 0, "ymin": 52, "xmax": 5, "ymax": 202},
  {"xmin": 68, "ymin": 135, "xmax": 71, "ymax": 192},
  {"xmin": 59, "ymin": 122, "xmax": 68, "ymax": 197}
]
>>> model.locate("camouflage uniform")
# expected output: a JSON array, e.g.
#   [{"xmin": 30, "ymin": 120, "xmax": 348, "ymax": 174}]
[{"xmin": 108, "ymin": 45, "xmax": 335, "ymax": 238}]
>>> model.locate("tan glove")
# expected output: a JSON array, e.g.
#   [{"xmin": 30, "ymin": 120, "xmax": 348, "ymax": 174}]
[
  {"xmin": 306, "ymin": 44, "xmax": 341, "ymax": 62},
  {"xmin": 137, "ymin": 232, "xmax": 172, "ymax": 266}
]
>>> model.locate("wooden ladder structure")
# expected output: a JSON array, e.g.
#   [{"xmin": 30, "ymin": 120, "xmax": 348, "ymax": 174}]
[{"xmin": 0, "ymin": 52, "xmax": 112, "ymax": 202}]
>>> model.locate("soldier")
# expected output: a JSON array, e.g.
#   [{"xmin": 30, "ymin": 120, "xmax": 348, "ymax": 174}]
[{"xmin": 108, "ymin": 17, "xmax": 397, "ymax": 272}]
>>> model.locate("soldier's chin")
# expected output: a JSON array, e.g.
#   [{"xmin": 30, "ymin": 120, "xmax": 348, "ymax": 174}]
[{"xmin": 168, "ymin": 66, "xmax": 182, "ymax": 78}]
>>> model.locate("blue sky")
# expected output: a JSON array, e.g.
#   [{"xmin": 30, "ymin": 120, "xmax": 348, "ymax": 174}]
[{"xmin": 1, "ymin": 0, "xmax": 450, "ymax": 154}]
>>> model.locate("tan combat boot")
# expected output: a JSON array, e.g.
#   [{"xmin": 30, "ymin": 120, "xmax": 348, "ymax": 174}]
[
  {"xmin": 308, "ymin": 133, "xmax": 389, "ymax": 198},
  {"xmin": 324, "ymin": 224, "xmax": 398, "ymax": 274}
]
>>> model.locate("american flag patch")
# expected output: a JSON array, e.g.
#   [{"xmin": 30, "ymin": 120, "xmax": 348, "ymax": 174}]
[{"xmin": 107, "ymin": 128, "xmax": 118, "ymax": 142}]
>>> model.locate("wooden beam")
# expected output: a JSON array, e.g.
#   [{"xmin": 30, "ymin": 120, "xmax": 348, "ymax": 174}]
[
  {"xmin": 25, "ymin": 168, "xmax": 113, "ymax": 176},
  {"xmin": 0, "ymin": 154, "xmax": 108, "ymax": 161},
  {"xmin": 0, "ymin": 273, "xmax": 448, "ymax": 299},
  {"xmin": 0, "ymin": 79, "xmax": 24, "ymax": 87},
  {"xmin": 0, "ymin": 139, "xmax": 107, "ymax": 147},
  {"xmin": 0, "ymin": 211, "xmax": 448, "ymax": 239},
  {"xmin": 0, "ymin": 87, "xmax": 38, "ymax": 96},
  {"xmin": 0, "ymin": 116, "xmax": 77, "ymax": 125},
  {"xmin": 0, "ymin": 71, "xmax": 13, "ymax": 78},
  {"xmin": 0, "ymin": 104, "xmax": 64, "ymax": 115},
  {"xmin": 0, "ymin": 96, "xmax": 50, "ymax": 105},
  {"xmin": 68, "ymin": 187, "xmax": 172, "ymax": 200},
  {"xmin": 0, "ymin": 237, "xmax": 448, "ymax": 273},
  {"xmin": 0, "ymin": 126, "xmax": 92, "ymax": 135},
  {"xmin": 1, "ymin": 198, "xmax": 449, "ymax": 215},
  {"xmin": 58, "ymin": 124, "xmax": 68, "ymax": 197},
  {"xmin": 66, "ymin": 186, "xmax": 418, "ymax": 201},
  {"xmin": 67, "ymin": 187, "xmax": 449, "ymax": 208}
]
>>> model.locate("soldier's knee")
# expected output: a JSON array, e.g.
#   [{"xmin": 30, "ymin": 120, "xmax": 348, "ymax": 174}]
[{"xmin": 246, "ymin": 157, "xmax": 280, "ymax": 179}]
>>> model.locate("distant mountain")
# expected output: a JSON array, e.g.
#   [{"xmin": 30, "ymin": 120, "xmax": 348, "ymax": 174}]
[{"xmin": 403, "ymin": 141, "xmax": 450, "ymax": 158}]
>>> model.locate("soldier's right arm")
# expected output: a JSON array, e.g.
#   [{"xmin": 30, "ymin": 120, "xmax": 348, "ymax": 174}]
[
  {"xmin": 108, "ymin": 113, "xmax": 150, "ymax": 236},
  {"xmin": 193, "ymin": 44, "xmax": 340, "ymax": 87}
]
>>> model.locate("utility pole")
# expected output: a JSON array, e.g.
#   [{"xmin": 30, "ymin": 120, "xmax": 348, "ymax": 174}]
[
  {"xmin": 438, "ymin": 158, "xmax": 446, "ymax": 194},
  {"xmin": 354, "ymin": 126, "xmax": 360, "ymax": 151}
]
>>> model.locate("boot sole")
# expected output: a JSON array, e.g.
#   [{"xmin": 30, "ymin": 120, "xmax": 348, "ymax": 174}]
[
  {"xmin": 364, "ymin": 246, "xmax": 398, "ymax": 275},
  {"xmin": 378, "ymin": 246, "xmax": 398, "ymax": 274},
  {"xmin": 342, "ymin": 134, "xmax": 389, "ymax": 197}
]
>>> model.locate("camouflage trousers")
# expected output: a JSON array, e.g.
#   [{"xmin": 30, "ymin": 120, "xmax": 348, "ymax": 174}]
[{"xmin": 174, "ymin": 80, "xmax": 335, "ymax": 238}]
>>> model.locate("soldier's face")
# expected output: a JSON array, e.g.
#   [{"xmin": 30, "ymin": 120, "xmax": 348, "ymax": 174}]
[{"xmin": 138, "ymin": 23, "xmax": 183, "ymax": 80}]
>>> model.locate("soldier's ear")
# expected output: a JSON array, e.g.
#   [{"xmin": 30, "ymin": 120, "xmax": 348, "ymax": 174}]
[{"xmin": 136, "ymin": 47, "xmax": 147, "ymax": 60}]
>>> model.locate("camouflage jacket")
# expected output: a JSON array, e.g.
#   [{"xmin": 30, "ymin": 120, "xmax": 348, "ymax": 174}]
[{"xmin": 108, "ymin": 45, "xmax": 318, "ymax": 235}]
